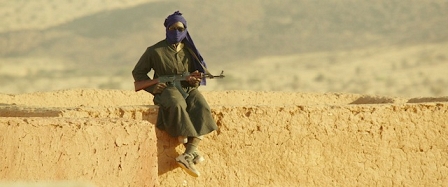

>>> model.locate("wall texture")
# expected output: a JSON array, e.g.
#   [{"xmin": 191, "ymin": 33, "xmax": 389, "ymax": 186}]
[
  {"xmin": 0, "ymin": 118, "xmax": 158, "ymax": 187},
  {"xmin": 0, "ymin": 89, "xmax": 447, "ymax": 186}
]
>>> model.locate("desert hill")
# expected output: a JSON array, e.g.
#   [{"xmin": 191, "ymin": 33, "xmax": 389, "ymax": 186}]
[
  {"xmin": 3, "ymin": 0, "xmax": 447, "ymax": 63},
  {"xmin": 0, "ymin": 0, "xmax": 447, "ymax": 97}
]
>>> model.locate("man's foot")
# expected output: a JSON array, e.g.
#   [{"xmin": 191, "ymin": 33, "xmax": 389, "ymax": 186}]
[
  {"xmin": 176, "ymin": 153, "xmax": 200, "ymax": 177},
  {"xmin": 191, "ymin": 151, "xmax": 205, "ymax": 164}
]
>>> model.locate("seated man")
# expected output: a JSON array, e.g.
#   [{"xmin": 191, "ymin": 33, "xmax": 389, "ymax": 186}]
[{"xmin": 132, "ymin": 11, "xmax": 218, "ymax": 177}]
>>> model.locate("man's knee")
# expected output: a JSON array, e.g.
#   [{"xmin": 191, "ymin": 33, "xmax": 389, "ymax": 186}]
[
  {"xmin": 156, "ymin": 88, "xmax": 187, "ymax": 108},
  {"xmin": 166, "ymin": 99, "xmax": 187, "ymax": 109}
]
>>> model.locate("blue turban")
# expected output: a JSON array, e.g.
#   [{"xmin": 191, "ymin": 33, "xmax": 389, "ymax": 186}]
[{"xmin": 164, "ymin": 11, "xmax": 208, "ymax": 85}]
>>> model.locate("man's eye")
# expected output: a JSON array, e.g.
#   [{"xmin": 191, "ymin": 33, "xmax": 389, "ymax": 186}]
[{"xmin": 169, "ymin": 27, "xmax": 185, "ymax": 32}]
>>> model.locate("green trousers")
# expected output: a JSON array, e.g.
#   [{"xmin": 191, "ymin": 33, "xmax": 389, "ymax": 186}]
[{"xmin": 153, "ymin": 86, "xmax": 218, "ymax": 137}]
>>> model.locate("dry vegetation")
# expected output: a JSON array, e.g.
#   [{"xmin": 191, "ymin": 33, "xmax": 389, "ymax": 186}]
[{"xmin": 0, "ymin": 0, "xmax": 447, "ymax": 97}]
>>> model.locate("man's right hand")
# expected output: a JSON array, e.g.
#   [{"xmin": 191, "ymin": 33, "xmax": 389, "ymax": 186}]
[
  {"xmin": 153, "ymin": 82, "xmax": 167, "ymax": 94},
  {"xmin": 187, "ymin": 70, "xmax": 202, "ymax": 86}
]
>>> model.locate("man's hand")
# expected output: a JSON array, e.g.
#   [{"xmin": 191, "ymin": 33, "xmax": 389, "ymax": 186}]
[
  {"xmin": 187, "ymin": 70, "xmax": 202, "ymax": 86},
  {"xmin": 153, "ymin": 82, "xmax": 167, "ymax": 94}
]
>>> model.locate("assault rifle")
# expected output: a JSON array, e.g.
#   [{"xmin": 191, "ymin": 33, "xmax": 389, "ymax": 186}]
[{"xmin": 134, "ymin": 71, "xmax": 225, "ymax": 99}]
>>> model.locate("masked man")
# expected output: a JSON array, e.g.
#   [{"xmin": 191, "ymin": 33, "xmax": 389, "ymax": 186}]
[{"xmin": 132, "ymin": 11, "xmax": 218, "ymax": 177}]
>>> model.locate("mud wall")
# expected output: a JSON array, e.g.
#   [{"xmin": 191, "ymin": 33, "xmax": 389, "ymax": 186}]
[
  {"xmin": 0, "ymin": 89, "xmax": 447, "ymax": 186},
  {"xmin": 0, "ymin": 118, "xmax": 158, "ymax": 187}
]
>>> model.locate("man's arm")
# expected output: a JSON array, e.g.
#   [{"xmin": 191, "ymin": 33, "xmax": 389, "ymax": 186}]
[
  {"xmin": 134, "ymin": 79, "xmax": 160, "ymax": 92},
  {"xmin": 132, "ymin": 48, "xmax": 154, "ymax": 91}
]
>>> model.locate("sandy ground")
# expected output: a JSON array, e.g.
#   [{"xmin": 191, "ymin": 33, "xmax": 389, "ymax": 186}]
[{"xmin": 1, "ymin": 42, "xmax": 447, "ymax": 98}]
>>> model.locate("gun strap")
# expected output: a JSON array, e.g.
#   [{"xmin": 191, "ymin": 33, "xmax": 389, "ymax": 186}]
[{"xmin": 186, "ymin": 47, "xmax": 213, "ymax": 76}]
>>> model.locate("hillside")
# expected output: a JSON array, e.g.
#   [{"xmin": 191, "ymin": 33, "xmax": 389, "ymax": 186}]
[
  {"xmin": 0, "ymin": 0, "xmax": 447, "ymax": 96},
  {"xmin": 3, "ymin": 0, "xmax": 447, "ymax": 63},
  {"xmin": 0, "ymin": 0, "xmax": 157, "ymax": 33}
]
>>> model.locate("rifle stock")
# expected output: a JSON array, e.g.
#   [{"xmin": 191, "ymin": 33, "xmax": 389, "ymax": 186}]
[{"xmin": 134, "ymin": 79, "xmax": 159, "ymax": 92}]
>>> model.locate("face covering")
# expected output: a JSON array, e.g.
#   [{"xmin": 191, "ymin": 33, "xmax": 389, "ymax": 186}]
[{"xmin": 166, "ymin": 29, "xmax": 187, "ymax": 44}]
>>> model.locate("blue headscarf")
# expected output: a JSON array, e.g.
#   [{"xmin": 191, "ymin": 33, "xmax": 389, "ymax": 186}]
[{"xmin": 164, "ymin": 11, "xmax": 208, "ymax": 85}]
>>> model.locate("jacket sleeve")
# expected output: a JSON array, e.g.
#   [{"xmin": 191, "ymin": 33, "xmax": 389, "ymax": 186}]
[
  {"xmin": 132, "ymin": 48, "xmax": 156, "ymax": 93},
  {"xmin": 132, "ymin": 48, "xmax": 152, "ymax": 82}
]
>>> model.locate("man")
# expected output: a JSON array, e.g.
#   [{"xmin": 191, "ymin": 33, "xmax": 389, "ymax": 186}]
[{"xmin": 132, "ymin": 11, "xmax": 218, "ymax": 177}]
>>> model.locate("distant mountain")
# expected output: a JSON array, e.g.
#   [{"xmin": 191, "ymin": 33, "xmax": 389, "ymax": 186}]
[{"xmin": 1, "ymin": 0, "xmax": 447, "ymax": 67}]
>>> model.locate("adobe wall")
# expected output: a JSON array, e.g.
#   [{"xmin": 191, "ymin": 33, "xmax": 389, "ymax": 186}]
[
  {"xmin": 0, "ymin": 89, "xmax": 447, "ymax": 186},
  {"xmin": 0, "ymin": 117, "xmax": 158, "ymax": 187}
]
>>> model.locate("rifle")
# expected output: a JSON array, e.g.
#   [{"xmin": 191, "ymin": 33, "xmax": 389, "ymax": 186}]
[{"xmin": 134, "ymin": 71, "xmax": 225, "ymax": 99}]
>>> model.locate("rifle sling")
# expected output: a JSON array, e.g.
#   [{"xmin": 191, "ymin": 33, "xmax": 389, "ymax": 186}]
[{"xmin": 186, "ymin": 47, "xmax": 213, "ymax": 76}]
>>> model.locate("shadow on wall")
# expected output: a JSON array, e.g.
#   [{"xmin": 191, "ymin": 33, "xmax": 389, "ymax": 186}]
[
  {"xmin": 155, "ymin": 130, "xmax": 183, "ymax": 175},
  {"xmin": 0, "ymin": 104, "xmax": 62, "ymax": 117},
  {"xmin": 407, "ymin": 97, "xmax": 448, "ymax": 103},
  {"xmin": 141, "ymin": 110, "xmax": 183, "ymax": 175},
  {"xmin": 349, "ymin": 96, "xmax": 395, "ymax": 104},
  {"xmin": 348, "ymin": 95, "xmax": 448, "ymax": 105}
]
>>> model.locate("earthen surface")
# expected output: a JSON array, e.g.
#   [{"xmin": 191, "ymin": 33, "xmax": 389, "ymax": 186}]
[{"xmin": 1, "ymin": 89, "xmax": 447, "ymax": 186}]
